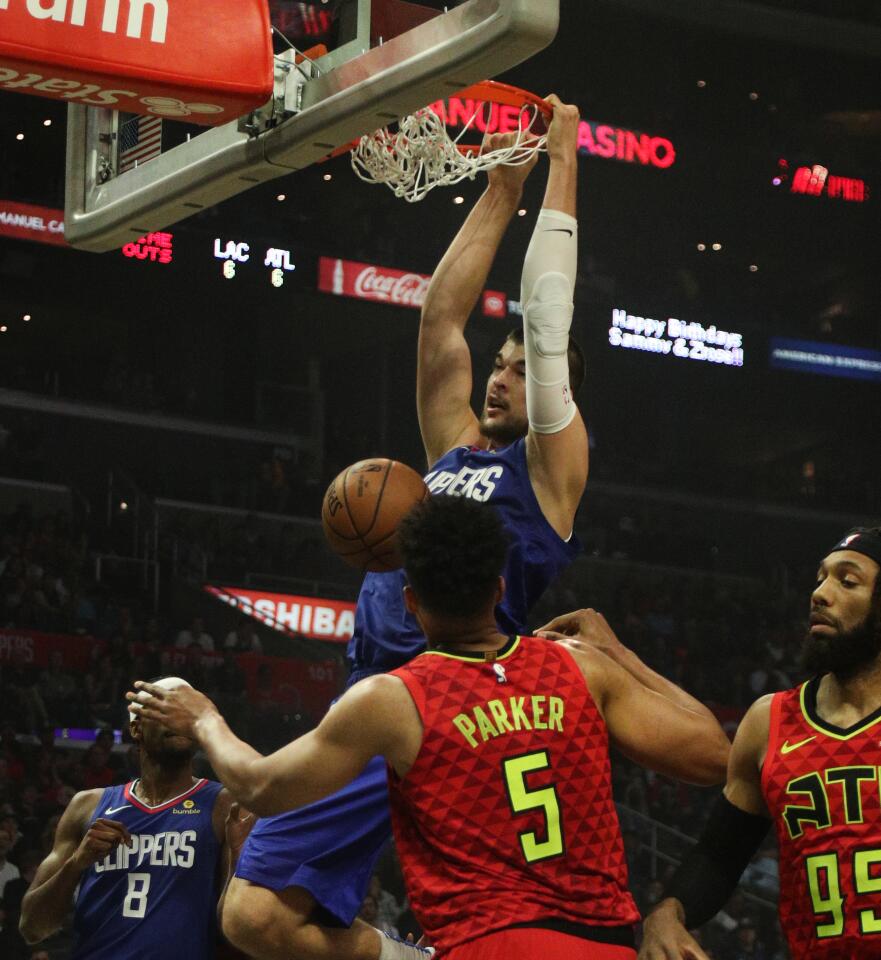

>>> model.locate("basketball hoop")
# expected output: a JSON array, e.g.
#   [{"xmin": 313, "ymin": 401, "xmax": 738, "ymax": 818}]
[{"xmin": 350, "ymin": 80, "xmax": 552, "ymax": 202}]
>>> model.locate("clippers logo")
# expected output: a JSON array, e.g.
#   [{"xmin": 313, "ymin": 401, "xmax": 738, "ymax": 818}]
[
  {"xmin": 493, "ymin": 663, "xmax": 507, "ymax": 684},
  {"xmin": 839, "ymin": 534, "xmax": 861, "ymax": 548}
]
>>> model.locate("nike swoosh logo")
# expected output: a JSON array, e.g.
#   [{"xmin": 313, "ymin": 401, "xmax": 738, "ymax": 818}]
[
  {"xmin": 104, "ymin": 804, "xmax": 131, "ymax": 816},
  {"xmin": 781, "ymin": 736, "xmax": 816, "ymax": 755},
  {"xmin": 543, "ymin": 228, "xmax": 574, "ymax": 237}
]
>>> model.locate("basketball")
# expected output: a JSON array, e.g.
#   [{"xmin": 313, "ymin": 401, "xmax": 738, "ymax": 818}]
[{"xmin": 322, "ymin": 459, "xmax": 429, "ymax": 572}]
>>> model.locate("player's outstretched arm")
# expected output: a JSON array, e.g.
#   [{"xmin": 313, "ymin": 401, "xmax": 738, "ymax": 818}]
[
  {"xmin": 538, "ymin": 609, "xmax": 719, "ymax": 721},
  {"xmin": 639, "ymin": 697, "xmax": 773, "ymax": 959},
  {"xmin": 129, "ymin": 676, "xmax": 419, "ymax": 817},
  {"xmin": 564, "ymin": 641, "xmax": 730, "ymax": 786},
  {"xmin": 21, "ymin": 789, "xmax": 130, "ymax": 944},
  {"xmin": 418, "ymin": 135, "xmax": 537, "ymax": 466},
  {"xmin": 521, "ymin": 96, "xmax": 589, "ymax": 538}
]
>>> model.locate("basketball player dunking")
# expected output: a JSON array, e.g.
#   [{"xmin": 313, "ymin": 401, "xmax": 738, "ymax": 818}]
[
  {"xmin": 214, "ymin": 96, "xmax": 593, "ymax": 960},
  {"xmin": 129, "ymin": 497, "xmax": 730, "ymax": 959},
  {"xmin": 20, "ymin": 677, "xmax": 244, "ymax": 960}
]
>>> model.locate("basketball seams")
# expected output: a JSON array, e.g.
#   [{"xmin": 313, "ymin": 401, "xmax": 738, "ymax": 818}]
[
  {"xmin": 361, "ymin": 459, "xmax": 393, "ymax": 539},
  {"xmin": 322, "ymin": 458, "xmax": 427, "ymax": 572},
  {"xmin": 342, "ymin": 460, "xmax": 392, "ymax": 540}
]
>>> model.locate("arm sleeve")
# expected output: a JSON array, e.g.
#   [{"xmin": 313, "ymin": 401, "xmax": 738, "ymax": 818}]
[
  {"xmin": 521, "ymin": 209, "xmax": 579, "ymax": 435},
  {"xmin": 665, "ymin": 794, "xmax": 773, "ymax": 929}
]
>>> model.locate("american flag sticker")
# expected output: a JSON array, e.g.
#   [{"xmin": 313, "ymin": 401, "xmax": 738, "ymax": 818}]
[{"xmin": 118, "ymin": 115, "xmax": 163, "ymax": 173}]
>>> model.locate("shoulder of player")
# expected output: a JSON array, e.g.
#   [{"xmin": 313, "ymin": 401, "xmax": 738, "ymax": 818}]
[
  {"xmin": 551, "ymin": 639, "xmax": 616, "ymax": 699},
  {"xmin": 730, "ymin": 694, "xmax": 774, "ymax": 762},
  {"xmin": 739, "ymin": 694, "xmax": 774, "ymax": 740},
  {"xmin": 211, "ymin": 786, "xmax": 234, "ymax": 839},
  {"xmin": 336, "ymin": 674, "xmax": 415, "ymax": 721},
  {"xmin": 60, "ymin": 789, "xmax": 106, "ymax": 833}
]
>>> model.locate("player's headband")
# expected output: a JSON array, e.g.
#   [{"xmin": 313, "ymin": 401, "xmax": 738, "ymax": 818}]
[{"xmin": 828, "ymin": 529, "xmax": 881, "ymax": 571}]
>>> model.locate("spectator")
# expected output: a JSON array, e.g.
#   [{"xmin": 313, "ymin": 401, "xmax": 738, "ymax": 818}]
[
  {"xmin": 81, "ymin": 745, "xmax": 115, "ymax": 791},
  {"xmin": 741, "ymin": 838, "xmax": 780, "ymax": 899},
  {"xmin": 224, "ymin": 617, "xmax": 263, "ymax": 654},
  {"xmin": 3, "ymin": 653, "xmax": 47, "ymax": 733},
  {"xmin": 37, "ymin": 650, "xmax": 79, "ymax": 725},
  {"xmin": 0, "ymin": 827, "xmax": 20, "ymax": 900},
  {"xmin": 0, "ymin": 900, "xmax": 27, "ymax": 960},
  {"xmin": 721, "ymin": 915, "xmax": 767, "ymax": 960},
  {"xmin": 84, "ymin": 655, "xmax": 123, "ymax": 728},
  {"xmin": 175, "ymin": 616, "xmax": 215, "ymax": 652},
  {"xmin": 3, "ymin": 847, "xmax": 41, "ymax": 920},
  {"xmin": 359, "ymin": 892, "xmax": 398, "ymax": 938},
  {"xmin": 368, "ymin": 873, "xmax": 402, "ymax": 933}
]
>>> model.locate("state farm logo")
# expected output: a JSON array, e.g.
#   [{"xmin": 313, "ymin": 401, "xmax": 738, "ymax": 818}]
[
  {"xmin": 0, "ymin": 0, "xmax": 170, "ymax": 43},
  {"xmin": 353, "ymin": 267, "xmax": 429, "ymax": 307}
]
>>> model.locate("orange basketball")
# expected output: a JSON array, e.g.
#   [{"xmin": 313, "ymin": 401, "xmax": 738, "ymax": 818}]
[{"xmin": 321, "ymin": 458, "xmax": 429, "ymax": 572}]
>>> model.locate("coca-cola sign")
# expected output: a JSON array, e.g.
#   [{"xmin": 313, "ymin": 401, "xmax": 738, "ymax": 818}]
[{"xmin": 318, "ymin": 256, "xmax": 430, "ymax": 309}]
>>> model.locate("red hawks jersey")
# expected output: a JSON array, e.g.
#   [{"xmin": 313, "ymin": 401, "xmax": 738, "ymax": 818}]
[
  {"xmin": 388, "ymin": 635, "xmax": 638, "ymax": 956},
  {"xmin": 762, "ymin": 678, "xmax": 881, "ymax": 960}
]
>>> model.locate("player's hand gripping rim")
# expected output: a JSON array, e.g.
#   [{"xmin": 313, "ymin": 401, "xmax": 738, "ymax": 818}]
[{"xmin": 127, "ymin": 680, "xmax": 219, "ymax": 739}]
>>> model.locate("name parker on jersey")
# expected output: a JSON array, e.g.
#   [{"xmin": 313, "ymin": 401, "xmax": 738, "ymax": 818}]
[
  {"xmin": 453, "ymin": 696, "xmax": 565, "ymax": 750},
  {"xmin": 94, "ymin": 829, "xmax": 197, "ymax": 872}
]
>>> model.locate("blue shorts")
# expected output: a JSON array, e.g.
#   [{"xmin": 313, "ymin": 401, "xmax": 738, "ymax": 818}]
[{"xmin": 234, "ymin": 754, "xmax": 391, "ymax": 927}]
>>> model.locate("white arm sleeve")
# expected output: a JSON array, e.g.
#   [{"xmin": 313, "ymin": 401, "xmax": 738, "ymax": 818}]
[{"xmin": 521, "ymin": 209, "xmax": 578, "ymax": 435}]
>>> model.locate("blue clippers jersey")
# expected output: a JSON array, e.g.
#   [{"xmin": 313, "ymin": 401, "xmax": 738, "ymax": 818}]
[
  {"xmin": 347, "ymin": 438, "xmax": 582, "ymax": 682},
  {"xmin": 72, "ymin": 778, "xmax": 223, "ymax": 960}
]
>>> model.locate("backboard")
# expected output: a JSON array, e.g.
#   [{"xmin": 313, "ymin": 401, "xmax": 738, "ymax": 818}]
[{"xmin": 64, "ymin": 0, "xmax": 560, "ymax": 252}]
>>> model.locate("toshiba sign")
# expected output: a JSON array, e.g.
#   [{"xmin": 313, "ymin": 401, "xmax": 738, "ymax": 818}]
[
  {"xmin": 0, "ymin": 0, "xmax": 272, "ymax": 124},
  {"xmin": 205, "ymin": 585, "xmax": 355, "ymax": 644}
]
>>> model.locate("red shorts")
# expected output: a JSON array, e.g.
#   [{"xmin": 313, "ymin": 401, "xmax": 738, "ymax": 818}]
[{"xmin": 442, "ymin": 928, "xmax": 637, "ymax": 960}]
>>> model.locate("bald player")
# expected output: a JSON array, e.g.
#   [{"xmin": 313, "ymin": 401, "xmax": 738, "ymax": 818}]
[{"xmin": 21, "ymin": 677, "xmax": 241, "ymax": 960}]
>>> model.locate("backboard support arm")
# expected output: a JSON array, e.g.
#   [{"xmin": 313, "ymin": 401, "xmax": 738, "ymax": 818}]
[{"xmin": 64, "ymin": 0, "xmax": 559, "ymax": 252}]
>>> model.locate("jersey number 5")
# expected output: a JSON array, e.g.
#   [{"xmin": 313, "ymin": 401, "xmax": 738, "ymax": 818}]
[{"xmin": 503, "ymin": 751, "xmax": 564, "ymax": 864}]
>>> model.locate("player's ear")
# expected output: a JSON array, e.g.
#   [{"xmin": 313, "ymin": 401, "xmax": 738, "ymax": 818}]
[
  {"xmin": 129, "ymin": 716, "xmax": 141, "ymax": 744},
  {"xmin": 403, "ymin": 585, "xmax": 419, "ymax": 616},
  {"xmin": 495, "ymin": 576, "xmax": 505, "ymax": 606}
]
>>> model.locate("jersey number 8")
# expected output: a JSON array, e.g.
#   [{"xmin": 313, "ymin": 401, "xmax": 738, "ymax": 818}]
[{"xmin": 123, "ymin": 873, "xmax": 151, "ymax": 919}]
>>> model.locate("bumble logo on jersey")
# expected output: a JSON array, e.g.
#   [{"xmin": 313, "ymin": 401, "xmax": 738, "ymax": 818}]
[{"xmin": 173, "ymin": 799, "xmax": 200, "ymax": 814}]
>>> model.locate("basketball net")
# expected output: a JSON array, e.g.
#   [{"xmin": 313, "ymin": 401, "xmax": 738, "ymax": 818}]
[{"xmin": 351, "ymin": 87, "xmax": 549, "ymax": 202}]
